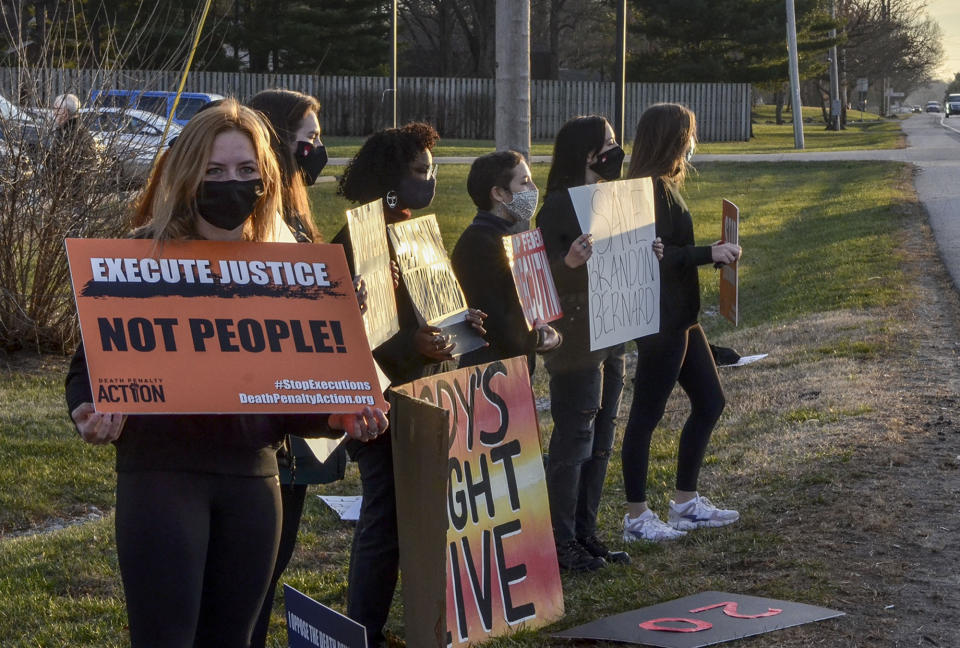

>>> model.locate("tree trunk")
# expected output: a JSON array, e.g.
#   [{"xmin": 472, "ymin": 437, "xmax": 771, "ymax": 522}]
[
  {"xmin": 775, "ymin": 88, "xmax": 785, "ymax": 125},
  {"xmin": 495, "ymin": 0, "xmax": 530, "ymax": 158}
]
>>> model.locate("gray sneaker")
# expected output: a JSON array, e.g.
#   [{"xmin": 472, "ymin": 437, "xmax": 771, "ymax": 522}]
[
  {"xmin": 622, "ymin": 511, "xmax": 687, "ymax": 542},
  {"xmin": 668, "ymin": 495, "xmax": 739, "ymax": 530}
]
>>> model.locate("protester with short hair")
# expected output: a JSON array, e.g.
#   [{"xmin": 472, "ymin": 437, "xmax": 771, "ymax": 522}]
[
  {"xmin": 64, "ymin": 99, "xmax": 388, "ymax": 647},
  {"xmin": 536, "ymin": 115, "xmax": 636, "ymax": 572},
  {"xmin": 620, "ymin": 102, "xmax": 741, "ymax": 543},
  {"xmin": 452, "ymin": 150, "xmax": 561, "ymax": 370}
]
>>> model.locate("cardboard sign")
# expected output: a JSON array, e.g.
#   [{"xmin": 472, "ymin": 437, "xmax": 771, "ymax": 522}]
[
  {"xmin": 283, "ymin": 584, "xmax": 367, "ymax": 648},
  {"xmin": 718, "ymin": 199, "xmax": 739, "ymax": 326},
  {"xmin": 392, "ymin": 356, "xmax": 564, "ymax": 647},
  {"xmin": 346, "ymin": 199, "xmax": 400, "ymax": 348},
  {"xmin": 552, "ymin": 591, "xmax": 844, "ymax": 647},
  {"xmin": 568, "ymin": 177, "xmax": 660, "ymax": 351},
  {"xmin": 386, "ymin": 214, "xmax": 485, "ymax": 357},
  {"xmin": 65, "ymin": 238, "xmax": 387, "ymax": 414},
  {"xmin": 502, "ymin": 227, "xmax": 563, "ymax": 330}
]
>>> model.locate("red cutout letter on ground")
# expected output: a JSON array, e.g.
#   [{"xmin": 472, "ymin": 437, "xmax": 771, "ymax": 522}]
[
  {"xmin": 639, "ymin": 618, "xmax": 713, "ymax": 633},
  {"xmin": 689, "ymin": 601, "xmax": 783, "ymax": 619}
]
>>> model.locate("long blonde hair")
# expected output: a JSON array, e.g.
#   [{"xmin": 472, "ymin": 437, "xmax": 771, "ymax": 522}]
[{"xmin": 135, "ymin": 99, "xmax": 283, "ymax": 243}]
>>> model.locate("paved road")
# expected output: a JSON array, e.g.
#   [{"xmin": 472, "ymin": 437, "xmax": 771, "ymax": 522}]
[{"xmin": 697, "ymin": 114, "xmax": 960, "ymax": 289}]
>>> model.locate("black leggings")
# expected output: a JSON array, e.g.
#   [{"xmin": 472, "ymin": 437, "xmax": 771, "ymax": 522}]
[
  {"xmin": 621, "ymin": 324, "xmax": 725, "ymax": 503},
  {"xmin": 250, "ymin": 483, "xmax": 308, "ymax": 648},
  {"xmin": 115, "ymin": 471, "xmax": 281, "ymax": 648}
]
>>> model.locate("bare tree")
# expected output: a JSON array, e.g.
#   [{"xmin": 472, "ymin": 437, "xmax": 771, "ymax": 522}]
[{"xmin": 0, "ymin": 1, "xmax": 210, "ymax": 353}]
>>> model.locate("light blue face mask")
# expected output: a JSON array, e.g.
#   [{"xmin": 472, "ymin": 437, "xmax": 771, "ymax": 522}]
[{"xmin": 502, "ymin": 188, "xmax": 539, "ymax": 223}]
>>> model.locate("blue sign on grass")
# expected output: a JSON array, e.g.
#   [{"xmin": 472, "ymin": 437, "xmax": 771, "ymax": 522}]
[{"xmin": 283, "ymin": 584, "xmax": 367, "ymax": 648}]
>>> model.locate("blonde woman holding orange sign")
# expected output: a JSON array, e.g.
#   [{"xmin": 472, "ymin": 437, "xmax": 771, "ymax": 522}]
[{"xmin": 65, "ymin": 99, "xmax": 387, "ymax": 647}]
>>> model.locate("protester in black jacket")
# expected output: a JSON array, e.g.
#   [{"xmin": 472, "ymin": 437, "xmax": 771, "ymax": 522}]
[
  {"xmin": 65, "ymin": 100, "xmax": 387, "ymax": 648},
  {"xmin": 536, "ymin": 115, "xmax": 636, "ymax": 572},
  {"xmin": 452, "ymin": 150, "xmax": 560, "ymax": 370},
  {"xmin": 620, "ymin": 103, "xmax": 742, "ymax": 544},
  {"xmin": 336, "ymin": 122, "xmax": 486, "ymax": 647}
]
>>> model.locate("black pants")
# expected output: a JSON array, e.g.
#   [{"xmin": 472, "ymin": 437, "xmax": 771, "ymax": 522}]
[
  {"xmin": 621, "ymin": 324, "xmax": 726, "ymax": 503},
  {"xmin": 345, "ymin": 434, "xmax": 397, "ymax": 646},
  {"xmin": 250, "ymin": 483, "xmax": 308, "ymax": 648},
  {"xmin": 115, "ymin": 471, "xmax": 281, "ymax": 648},
  {"xmin": 544, "ymin": 344, "xmax": 625, "ymax": 543}
]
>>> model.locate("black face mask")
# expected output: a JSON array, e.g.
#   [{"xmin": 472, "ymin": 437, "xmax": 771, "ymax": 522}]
[
  {"xmin": 589, "ymin": 145, "xmax": 625, "ymax": 181},
  {"xmin": 196, "ymin": 179, "xmax": 264, "ymax": 231},
  {"xmin": 295, "ymin": 140, "xmax": 328, "ymax": 186},
  {"xmin": 388, "ymin": 175, "xmax": 436, "ymax": 211}
]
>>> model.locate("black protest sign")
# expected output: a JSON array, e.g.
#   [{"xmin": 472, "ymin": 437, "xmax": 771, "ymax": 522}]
[
  {"xmin": 347, "ymin": 199, "xmax": 400, "ymax": 348},
  {"xmin": 552, "ymin": 591, "xmax": 844, "ymax": 647},
  {"xmin": 283, "ymin": 584, "xmax": 366, "ymax": 648},
  {"xmin": 387, "ymin": 214, "xmax": 485, "ymax": 357}
]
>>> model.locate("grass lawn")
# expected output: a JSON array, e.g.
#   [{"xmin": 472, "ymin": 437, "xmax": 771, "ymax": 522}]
[
  {"xmin": 321, "ymin": 105, "xmax": 902, "ymax": 160},
  {"xmin": 0, "ymin": 160, "xmax": 917, "ymax": 646}
]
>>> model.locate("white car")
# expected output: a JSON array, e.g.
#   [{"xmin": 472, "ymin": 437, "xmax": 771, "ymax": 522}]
[{"xmin": 79, "ymin": 107, "xmax": 182, "ymax": 183}]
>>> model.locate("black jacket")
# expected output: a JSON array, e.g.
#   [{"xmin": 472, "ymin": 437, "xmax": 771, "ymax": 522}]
[
  {"xmin": 451, "ymin": 210, "xmax": 538, "ymax": 369},
  {"xmin": 536, "ymin": 190, "xmax": 592, "ymax": 358},
  {"xmin": 654, "ymin": 178, "xmax": 714, "ymax": 331},
  {"xmin": 65, "ymin": 345, "xmax": 337, "ymax": 477}
]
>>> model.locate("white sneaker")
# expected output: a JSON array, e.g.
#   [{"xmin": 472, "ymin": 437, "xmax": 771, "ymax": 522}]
[
  {"xmin": 668, "ymin": 494, "xmax": 739, "ymax": 530},
  {"xmin": 622, "ymin": 510, "xmax": 687, "ymax": 542}
]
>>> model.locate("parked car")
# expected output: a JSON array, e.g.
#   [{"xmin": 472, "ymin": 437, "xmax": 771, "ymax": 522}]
[
  {"xmin": 89, "ymin": 90, "xmax": 224, "ymax": 127},
  {"xmin": 945, "ymin": 94, "xmax": 960, "ymax": 118},
  {"xmin": 925, "ymin": 101, "xmax": 941, "ymax": 113},
  {"xmin": 912, "ymin": 105, "xmax": 922, "ymax": 113},
  {"xmin": 79, "ymin": 106, "xmax": 181, "ymax": 184}
]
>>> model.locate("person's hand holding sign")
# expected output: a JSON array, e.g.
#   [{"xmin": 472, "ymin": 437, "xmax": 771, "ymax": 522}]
[
  {"xmin": 353, "ymin": 274, "xmax": 369, "ymax": 314},
  {"xmin": 415, "ymin": 309, "xmax": 488, "ymax": 361},
  {"xmin": 565, "ymin": 233, "xmax": 593, "ymax": 268},
  {"xmin": 711, "ymin": 241, "xmax": 741, "ymax": 266},
  {"xmin": 653, "ymin": 237, "xmax": 664, "ymax": 261},
  {"xmin": 329, "ymin": 406, "xmax": 389, "ymax": 443},
  {"xmin": 71, "ymin": 402, "xmax": 125, "ymax": 444}
]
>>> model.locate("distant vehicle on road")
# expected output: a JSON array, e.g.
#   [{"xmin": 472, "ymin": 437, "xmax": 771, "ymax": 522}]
[
  {"xmin": 80, "ymin": 106, "xmax": 181, "ymax": 185},
  {"xmin": 945, "ymin": 94, "xmax": 960, "ymax": 118},
  {"xmin": 89, "ymin": 90, "xmax": 224, "ymax": 127},
  {"xmin": 912, "ymin": 105, "xmax": 922, "ymax": 113},
  {"xmin": 925, "ymin": 101, "xmax": 941, "ymax": 113}
]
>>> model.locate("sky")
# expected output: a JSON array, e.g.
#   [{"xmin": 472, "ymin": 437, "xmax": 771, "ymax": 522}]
[{"xmin": 928, "ymin": 0, "xmax": 960, "ymax": 80}]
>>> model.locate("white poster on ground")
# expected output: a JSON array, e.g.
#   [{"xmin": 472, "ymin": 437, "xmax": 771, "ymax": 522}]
[{"xmin": 568, "ymin": 177, "xmax": 660, "ymax": 351}]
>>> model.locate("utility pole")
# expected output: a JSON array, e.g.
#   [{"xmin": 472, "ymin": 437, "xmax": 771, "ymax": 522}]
[
  {"xmin": 614, "ymin": 0, "xmax": 627, "ymax": 144},
  {"xmin": 391, "ymin": 0, "xmax": 398, "ymax": 128},
  {"xmin": 786, "ymin": 0, "xmax": 805, "ymax": 149},
  {"xmin": 828, "ymin": 0, "xmax": 841, "ymax": 130},
  {"xmin": 880, "ymin": 0, "xmax": 889, "ymax": 117},
  {"xmin": 495, "ymin": 0, "xmax": 531, "ymax": 158}
]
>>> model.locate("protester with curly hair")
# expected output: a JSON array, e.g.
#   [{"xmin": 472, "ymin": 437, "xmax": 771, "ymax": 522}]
[{"xmin": 336, "ymin": 122, "xmax": 486, "ymax": 646}]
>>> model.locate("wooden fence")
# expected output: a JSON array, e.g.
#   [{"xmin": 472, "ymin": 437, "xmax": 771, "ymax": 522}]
[{"xmin": 0, "ymin": 68, "xmax": 751, "ymax": 142}]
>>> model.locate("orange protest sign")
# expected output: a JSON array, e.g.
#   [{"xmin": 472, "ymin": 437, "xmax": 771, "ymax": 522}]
[
  {"xmin": 65, "ymin": 238, "xmax": 386, "ymax": 414},
  {"xmin": 718, "ymin": 200, "xmax": 739, "ymax": 326}
]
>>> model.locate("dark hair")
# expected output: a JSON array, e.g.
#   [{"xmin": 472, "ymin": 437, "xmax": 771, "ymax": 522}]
[
  {"xmin": 246, "ymin": 89, "xmax": 322, "ymax": 241},
  {"xmin": 466, "ymin": 150, "xmax": 524, "ymax": 210},
  {"xmin": 338, "ymin": 122, "xmax": 439, "ymax": 203},
  {"xmin": 545, "ymin": 115, "xmax": 608, "ymax": 194},
  {"xmin": 627, "ymin": 103, "xmax": 697, "ymax": 189}
]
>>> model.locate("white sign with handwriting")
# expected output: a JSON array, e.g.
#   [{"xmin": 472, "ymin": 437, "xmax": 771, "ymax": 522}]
[{"xmin": 569, "ymin": 177, "xmax": 660, "ymax": 350}]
